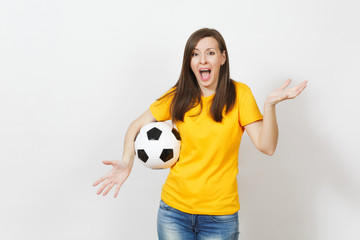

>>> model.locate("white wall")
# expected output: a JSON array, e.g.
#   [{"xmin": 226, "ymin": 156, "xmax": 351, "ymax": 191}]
[{"xmin": 1, "ymin": 0, "xmax": 359, "ymax": 239}]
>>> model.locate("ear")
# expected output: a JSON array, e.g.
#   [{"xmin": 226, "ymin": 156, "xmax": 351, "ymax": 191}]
[{"xmin": 221, "ymin": 50, "xmax": 226, "ymax": 65}]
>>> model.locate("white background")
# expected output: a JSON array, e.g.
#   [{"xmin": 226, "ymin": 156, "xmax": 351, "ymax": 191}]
[{"xmin": 1, "ymin": 0, "xmax": 360, "ymax": 239}]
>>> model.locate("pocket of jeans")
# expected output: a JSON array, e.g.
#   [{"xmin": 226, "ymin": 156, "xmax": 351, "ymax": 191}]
[
  {"xmin": 159, "ymin": 200, "xmax": 172, "ymax": 211},
  {"xmin": 210, "ymin": 212, "xmax": 238, "ymax": 223}
]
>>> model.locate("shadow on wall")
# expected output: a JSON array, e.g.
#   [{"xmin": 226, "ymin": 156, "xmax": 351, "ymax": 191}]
[{"xmin": 237, "ymin": 94, "xmax": 360, "ymax": 240}]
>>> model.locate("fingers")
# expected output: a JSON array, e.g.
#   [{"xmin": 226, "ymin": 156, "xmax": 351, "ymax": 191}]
[
  {"xmin": 94, "ymin": 160, "xmax": 125, "ymax": 197},
  {"xmin": 296, "ymin": 82, "xmax": 307, "ymax": 95},
  {"xmin": 102, "ymin": 160, "xmax": 116, "ymax": 166},
  {"xmin": 286, "ymin": 81, "xmax": 308, "ymax": 99},
  {"xmin": 102, "ymin": 182, "xmax": 115, "ymax": 196},
  {"xmin": 96, "ymin": 181, "xmax": 123, "ymax": 198},
  {"xmin": 279, "ymin": 79, "xmax": 292, "ymax": 90},
  {"xmin": 93, "ymin": 160, "xmax": 117, "ymax": 186},
  {"xmin": 293, "ymin": 80, "xmax": 307, "ymax": 91},
  {"xmin": 98, "ymin": 180, "xmax": 122, "ymax": 197},
  {"xmin": 96, "ymin": 180, "xmax": 112, "ymax": 195},
  {"xmin": 114, "ymin": 184, "xmax": 122, "ymax": 198},
  {"xmin": 93, "ymin": 175, "xmax": 108, "ymax": 187},
  {"xmin": 299, "ymin": 81, "xmax": 308, "ymax": 91},
  {"xmin": 295, "ymin": 80, "xmax": 308, "ymax": 91}
]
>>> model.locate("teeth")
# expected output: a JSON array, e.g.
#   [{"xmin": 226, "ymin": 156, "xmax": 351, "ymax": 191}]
[{"xmin": 200, "ymin": 69, "xmax": 210, "ymax": 72}]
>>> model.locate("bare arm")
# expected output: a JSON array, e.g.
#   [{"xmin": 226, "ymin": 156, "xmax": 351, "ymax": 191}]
[
  {"xmin": 245, "ymin": 79, "xmax": 307, "ymax": 155},
  {"xmin": 121, "ymin": 109, "xmax": 157, "ymax": 167},
  {"xmin": 93, "ymin": 109, "xmax": 156, "ymax": 197}
]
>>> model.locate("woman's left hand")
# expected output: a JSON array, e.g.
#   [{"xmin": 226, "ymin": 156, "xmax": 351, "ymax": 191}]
[{"xmin": 266, "ymin": 79, "xmax": 308, "ymax": 106}]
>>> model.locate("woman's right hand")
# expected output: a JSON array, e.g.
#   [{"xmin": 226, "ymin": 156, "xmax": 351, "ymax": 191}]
[
  {"xmin": 93, "ymin": 109, "xmax": 156, "ymax": 198},
  {"xmin": 93, "ymin": 160, "xmax": 132, "ymax": 198}
]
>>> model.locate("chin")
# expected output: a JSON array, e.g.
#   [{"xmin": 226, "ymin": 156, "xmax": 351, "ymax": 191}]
[{"xmin": 198, "ymin": 79, "xmax": 217, "ymax": 91}]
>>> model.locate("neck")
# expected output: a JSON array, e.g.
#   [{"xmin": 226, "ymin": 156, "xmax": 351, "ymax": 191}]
[{"xmin": 200, "ymin": 86, "xmax": 216, "ymax": 97}]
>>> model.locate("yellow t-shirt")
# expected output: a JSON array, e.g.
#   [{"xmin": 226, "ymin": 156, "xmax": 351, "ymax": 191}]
[{"xmin": 149, "ymin": 81, "xmax": 263, "ymax": 215}]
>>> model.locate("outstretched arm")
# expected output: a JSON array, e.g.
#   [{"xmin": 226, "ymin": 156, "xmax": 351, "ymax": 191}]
[
  {"xmin": 245, "ymin": 79, "xmax": 308, "ymax": 155},
  {"xmin": 93, "ymin": 109, "xmax": 156, "ymax": 197}
]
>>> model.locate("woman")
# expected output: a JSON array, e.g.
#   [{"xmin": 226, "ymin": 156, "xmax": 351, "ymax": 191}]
[{"xmin": 93, "ymin": 28, "xmax": 307, "ymax": 239}]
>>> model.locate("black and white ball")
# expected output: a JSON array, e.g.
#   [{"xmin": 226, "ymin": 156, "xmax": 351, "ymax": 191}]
[{"xmin": 135, "ymin": 122, "xmax": 181, "ymax": 169}]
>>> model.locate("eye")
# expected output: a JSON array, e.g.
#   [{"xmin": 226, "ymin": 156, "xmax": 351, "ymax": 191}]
[
  {"xmin": 192, "ymin": 52, "xmax": 199, "ymax": 57},
  {"xmin": 208, "ymin": 51, "xmax": 215, "ymax": 55}
]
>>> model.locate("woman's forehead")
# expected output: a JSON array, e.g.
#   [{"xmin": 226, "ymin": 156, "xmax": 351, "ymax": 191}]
[{"xmin": 194, "ymin": 37, "xmax": 219, "ymax": 50}]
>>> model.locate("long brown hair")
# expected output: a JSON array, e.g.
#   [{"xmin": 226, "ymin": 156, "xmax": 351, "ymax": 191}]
[{"xmin": 161, "ymin": 28, "xmax": 236, "ymax": 123}]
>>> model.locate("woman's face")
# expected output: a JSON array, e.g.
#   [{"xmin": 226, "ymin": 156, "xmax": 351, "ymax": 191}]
[{"xmin": 190, "ymin": 37, "xmax": 226, "ymax": 96}]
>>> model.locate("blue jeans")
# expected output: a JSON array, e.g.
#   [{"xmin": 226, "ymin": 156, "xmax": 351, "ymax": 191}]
[{"xmin": 157, "ymin": 200, "xmax": 239, "ymax": 240}]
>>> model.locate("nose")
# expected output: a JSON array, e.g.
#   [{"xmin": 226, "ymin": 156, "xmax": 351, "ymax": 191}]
[{"xmin": 200, "ymin": 54, "xmax": 207, "ymax": 64}]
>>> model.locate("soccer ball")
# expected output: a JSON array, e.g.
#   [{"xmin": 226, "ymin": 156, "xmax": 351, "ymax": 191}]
[{"xmin": 135, "ymin": 122, "xmax": 181, "ymax": 169}]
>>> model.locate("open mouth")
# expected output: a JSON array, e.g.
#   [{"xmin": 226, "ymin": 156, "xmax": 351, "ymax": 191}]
[{"xmin": 199, "ymin": 69, "xmax": 211, "ymax": 81}]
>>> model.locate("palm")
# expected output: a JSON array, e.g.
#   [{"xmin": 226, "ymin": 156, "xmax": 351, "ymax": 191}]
[
  {"xmin": 267, "ymin": 79, "xmax": 308, "ymax": 105},
  {"xmin": 93, "ymin": 160, "xmax": 131, "ymax": 198}
]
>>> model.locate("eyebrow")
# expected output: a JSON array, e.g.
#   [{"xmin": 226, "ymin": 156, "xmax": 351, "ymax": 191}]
[{"xmin": 193, "ymin": 48, "xmax": 216, "ymax": 51}]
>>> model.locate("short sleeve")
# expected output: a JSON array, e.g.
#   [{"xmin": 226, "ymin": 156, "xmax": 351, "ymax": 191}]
[
  {"xmin": 149, "ymin": 88, "xmax": 175, "ymax": 122},
  {"xmin": 237, "ymin": 83, "xmax": 263, "ymax": 126}
]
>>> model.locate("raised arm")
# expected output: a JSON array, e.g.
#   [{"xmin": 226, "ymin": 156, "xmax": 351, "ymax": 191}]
[
  {"xmin": 244, "ymin": 79, "xmax": 307, "ymax": 155},
  {"xmin": 93, "ymin": 109, "xmax": 156, "ymax": 197}
]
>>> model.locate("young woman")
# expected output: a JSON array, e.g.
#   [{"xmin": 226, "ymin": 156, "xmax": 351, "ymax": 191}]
[{"xmin": 93, "ymin": 28, "xmax": 307, "ymax": 239}]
